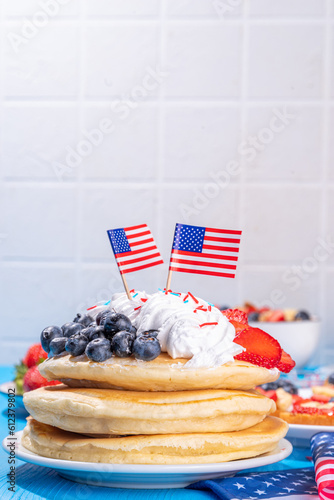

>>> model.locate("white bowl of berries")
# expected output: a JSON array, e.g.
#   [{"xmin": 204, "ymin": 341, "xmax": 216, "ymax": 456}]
[{"xmin": 245, "ymin": 307, "xmax": 321, "ymax": 368}]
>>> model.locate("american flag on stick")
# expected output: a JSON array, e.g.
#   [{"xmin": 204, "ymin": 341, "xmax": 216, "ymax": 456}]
[
  {"xmin": 107, "ymin": 224, "xmax": 163, "ymax": 274},
  {"xmin": 167, "ymin": 223, "xmax": 241, "ymax": 287},
  {"xmin": 107, "ymin": 224, "xmax": 163, "ymax": 299}
]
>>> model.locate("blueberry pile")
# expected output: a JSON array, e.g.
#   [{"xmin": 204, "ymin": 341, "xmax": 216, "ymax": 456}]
[
  {"xmin": 41, "ymin": 311, "xmax": 161, "ymax": 363},
  {"xmin": 260, "ymin": 379, "xmax": 298, "ymax": 394}
]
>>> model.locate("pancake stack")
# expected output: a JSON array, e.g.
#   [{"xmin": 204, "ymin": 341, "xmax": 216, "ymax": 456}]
[{"xmin": 22, "ymin": 353, "xmax": 288, "ymax": 464}]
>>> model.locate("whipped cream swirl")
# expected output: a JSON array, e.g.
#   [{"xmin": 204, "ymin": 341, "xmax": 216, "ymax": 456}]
[{"xmin": 89, "ymin": 290, "xmax": 244, "ymax": 369}]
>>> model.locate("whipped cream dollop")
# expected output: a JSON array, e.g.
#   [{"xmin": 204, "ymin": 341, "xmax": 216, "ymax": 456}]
[{"xmin": 89, "ymin": 290, "xmax": 244, "ymax": 369}]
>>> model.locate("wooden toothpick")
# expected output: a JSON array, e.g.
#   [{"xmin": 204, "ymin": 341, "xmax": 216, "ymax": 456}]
[
  {"xmin": 165, "ymin": 269, "xmax": 172, "ymax": 294},
  {"xmin": 120, "ymin": 273, "xmax": 132, "ymax": 300}
]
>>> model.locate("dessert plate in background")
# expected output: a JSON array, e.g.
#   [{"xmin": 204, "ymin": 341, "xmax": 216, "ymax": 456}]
[
  {"xmin": 2, "ymin": 432, "xmax": 292, "ymax": 489},
  {"xmin": 287, "ymin": 423, "xmax": 334, "ymax": 441},
  {"xmin": 0, "ymin": 381, "xmax": 25, "ymax": 409}
]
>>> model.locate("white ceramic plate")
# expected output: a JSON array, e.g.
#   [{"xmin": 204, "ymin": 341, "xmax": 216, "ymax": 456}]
[
  {"xmin": 287, "ymin": 423, "xmax": 334, "ymax": 441},
  {"xmin": 0, "ymin": 381, "xmax": 25, "ymax": 409},
  {"xmin": 2, "ymin": 431, "xmax": 292, "ymax": 489}
]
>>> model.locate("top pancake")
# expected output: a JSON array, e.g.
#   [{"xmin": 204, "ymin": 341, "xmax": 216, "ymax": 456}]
[{"xmin": 38, "ymin": 353, "xmax": 279, "ymax": 391}]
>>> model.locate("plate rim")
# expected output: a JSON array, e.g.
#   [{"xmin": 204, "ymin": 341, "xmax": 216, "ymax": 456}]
[
  {"xmin": 0, "ymin": 381, "xmax": 23, "ymax": 398},
  {"xmin": 288, "ymin": 423, "xmax": 334, "ymax": 432},
  {"xmin": 2, "ymin": 431, "xmax": 292, "ymax": 474},
  {"xmin": 287, "ymin": 422, "xmax": 334, "ymax": 441}
]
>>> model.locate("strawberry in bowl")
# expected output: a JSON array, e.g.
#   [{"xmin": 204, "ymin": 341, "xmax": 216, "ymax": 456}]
[{"xmin": 222, "ymin": 304, "xmax": 320, "ymax": 369}]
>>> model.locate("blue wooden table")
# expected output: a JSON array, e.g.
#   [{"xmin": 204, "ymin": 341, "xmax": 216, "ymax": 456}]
[{"xmin": 0, "ymin": 366, "xmax": 313, "ymax": 500}]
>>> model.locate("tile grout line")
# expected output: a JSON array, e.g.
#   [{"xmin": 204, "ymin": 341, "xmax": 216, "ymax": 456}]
[
  {"xmin": 237, "ymin": 0, "xmax": 250, "ymax": 306},
  {"xmin": 73, "ymin": 1, "xmax": 86, "ymax": 309},
  {"xmin": 1, "ymin": 180, "xmax": 331, "ymax": 188},
  {"xmin": 3, "ymin": 98, "xmax": 334, "ymax": 105},
  {"xmin": 318, "ymin": 0, "xmax": 332, "ymax": 363},
  {"xmin": 155, "ymin": 0, "xmax": 168, "ymax": 291}
]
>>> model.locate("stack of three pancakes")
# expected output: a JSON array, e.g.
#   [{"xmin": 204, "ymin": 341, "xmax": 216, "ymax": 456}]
[{"xmin": 22, "ymin": 353, "xmax": 288, "ymax": 464}]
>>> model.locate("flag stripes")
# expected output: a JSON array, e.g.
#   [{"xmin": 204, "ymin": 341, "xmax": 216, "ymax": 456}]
[
  {"xmin": 169, "ymin": 223, "xmax": 241, "ymax": 278},
  {"xmin": 107, "ymin": 224, "xmax": 163, "ymax": 275},
  {"xmin": 311, "ymin": 433, "xmax": 334, "ymax": 500}
]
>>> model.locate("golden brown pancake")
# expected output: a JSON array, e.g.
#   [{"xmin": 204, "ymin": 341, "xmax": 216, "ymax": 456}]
[
  {"xmin": 23, "ymin": 385, "xmax": 276, "ymax": 435},
  {"xmin": 38, "ymin": 353, "xmax": 280, "ymax": 392},
  {"xmin": 21, "ymin": 416, "xmax": 288, "ymax": 464}
]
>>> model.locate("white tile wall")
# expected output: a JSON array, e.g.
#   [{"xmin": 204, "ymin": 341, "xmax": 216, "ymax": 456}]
[
  {"xmin": 0, "ymin": 0, "xmax": 333, "ymax": 365},
  {"xmin": 166, "ymin": 0, "xmax": 243, "ymax": 20},
  {"xmin": 244, "ymin": 105, "xmax": 322, "ymax": 181},
  {"xmin": 80, "ymin": 104, "xmax": 159, "ymax": 181},
  {"xmin": 249, "ymin": 0, "xmax": 326, "ymax": 17},
  {"xmin": 163, "ymin": 105, "xmax": 241, "ymax": 180},
  {"xmin": 164, "ymin": 24, "xmax": 242, "ymax": 98},
  {"xmin": 248, "ymin": 24, "xmax": 324, "ymax": 99}
]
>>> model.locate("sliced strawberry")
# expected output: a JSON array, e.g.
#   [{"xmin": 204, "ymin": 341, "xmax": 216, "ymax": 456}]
[
  {"xmin": 230, "ymin": 320, "xmax": 248, "ymax": 335},
  {"xmin": 267, "ymin": 310, "xmax": 285, "ymax": 322},
  {"xmin": 292, "ymin": 400, "xmax": 334, "ymax": 416},
  {"xmin": 244, "ymin": 302, "xmax": 258, "ymax": 314},
  {"xmin": 222, "ymin": 308, "xmax": 248, "ymax": 325},
  {"xmin": 311, "ymin": 394, "xmax": 331, "ymax": 403},
  {"xmin": 265, "ymin": 389, "xmax": 278, "ymax": 402},
  {"xmin": 277, "ymin": 350, "xmax": 296, "ymax": 373},
  {"xmin": 292, "ymin": 394, "xmax": 304, "ymax": 405},
  {"xmin": 234, "ymin": 326, "xmax": 282, "ymax": 369},
  {"xmin": 255, "ymin": 387, "xmax": 277, "ymax": 401}
]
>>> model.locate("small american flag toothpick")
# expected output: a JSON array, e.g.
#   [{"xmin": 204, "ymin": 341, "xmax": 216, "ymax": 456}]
[
  {"xmin": 107, "ymin": 224, "xmax": 163, "ymax": 299},
  {"xmin": 166, "ymin": 223, "xmax": 242, "ymax": 290}
]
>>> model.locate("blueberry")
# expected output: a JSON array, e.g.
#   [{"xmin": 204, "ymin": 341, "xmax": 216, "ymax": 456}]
[
  {"xmin": 102, "ymin": 313, "xmax": 132, "ymax": 338},
  {"xmin": 220, "ymin": 305, "xmax": 230, "ymax": 311},
  {"xmin": 65, "ymin": 333, "xmax": 88, "ymax": 357},
  {"xmin": 40, "ymin": 326, "xmax": 62, "ymax": 353},
  {"xmin": 61, "ymin": 322, "xmax": 85, "ymax": 338},
  {"xmin": 73, "ymin": 313, "xmax": 94, "ymax": 327},
  {"xmin": 138, "ymin": 329, "xmax": 159, "ymax": 338},
  {"xmin": 49, "ymin": 337, "xmax": 67, "ymax": 357},
  {"xmin": 115, "ymin": 315, "xmax": 132, "ymax": 332},
  {"xmin": 85, "ymin": 338, "xmax": 112, "ymax": 362},
  {"xmin": 248, "ymin": 311, "xmax": 260, "ymax": 322},
  {"xmin": 279, "ymin": 380, "xmax": 298, "ymax": 394},
  {"xmin": 111, "ymin": 331, "xmax": 135, "ymax": 358},
  {"xmin": 133, "ymin": 336, "xmax": 161, "ymax": 361},
  {"xmin": 328, "ymin": 373, "xmax": 334, "ymax": 385},
  {"xmin": 129, "ymin": 325, "xmax": 137, "ymax": 335},
  {"xmin": 82, "ymin": 325, "xmax": 105, "ymax": 342},
  {"xmin": 96, "ymin": 310, "xmax": 111, "ymax": 326},
  {"xmin": 330, "ymin": 397, "xmax": 334, "ymax": 402},
  {"xmin": 294, "ymin": 310, "xmax": 311, "ymax": 321},
  {"xmin": 260, "ymin": 380, "xmax": 298, "ymax": 395},
  {"xmin": 260, "ymin": 382, "xmax": 279, "ymax": 391}
]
